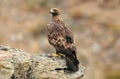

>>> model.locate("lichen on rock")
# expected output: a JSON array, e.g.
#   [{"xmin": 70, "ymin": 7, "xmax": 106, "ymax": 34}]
[{"xmin": 0, "ymin": 46, "xmax": 85, "ymax": 79}]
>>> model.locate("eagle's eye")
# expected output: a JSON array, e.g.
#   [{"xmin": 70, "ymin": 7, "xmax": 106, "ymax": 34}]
[{"xmin": 53, "ymin": 9, "xmax": 57, "ymax": 12}]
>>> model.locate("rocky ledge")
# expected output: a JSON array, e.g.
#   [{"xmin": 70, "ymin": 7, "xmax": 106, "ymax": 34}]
[{"xmin": 0, "ymin": 46, "xmax": 85, "ymax": 79}]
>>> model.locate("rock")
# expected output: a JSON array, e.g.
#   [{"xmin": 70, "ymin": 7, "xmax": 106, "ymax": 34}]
[
  {"xmin": 0, "ymin": 46, "xmax": 85, "ymax": 79},
  {"xmin": 0, "ymin": 50, "xmax": 14, "ymax": 79},
  {"xmin": 0, "ymin": 46, "xmax": 31, "ymax": 79}
]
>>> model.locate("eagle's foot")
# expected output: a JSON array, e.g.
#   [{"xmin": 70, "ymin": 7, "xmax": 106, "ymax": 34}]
[
  {"xmin": 52, "ymin": 53, "xmax": 60, "ymax": 57},
  {"xmin": 58, "ymin": 53, "xmax": 65, "ymax": 57},
  {"xmin": 52, "ymin": 53, "xmax": 65, "ymax": 58},
  {"xmin": 47, "ymin": 53, "xmax": 65, "ymax": 58}
]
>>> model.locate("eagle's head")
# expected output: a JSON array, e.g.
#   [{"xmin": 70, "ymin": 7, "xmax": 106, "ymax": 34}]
[{"xmin": 50, "ymin": 8, "xmax": 61, "ymax": 16}]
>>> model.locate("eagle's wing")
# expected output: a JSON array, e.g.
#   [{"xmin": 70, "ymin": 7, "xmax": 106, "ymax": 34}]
[{"xmin": 63, "ymin": 25, "xmax": 74, "ymax": 44}]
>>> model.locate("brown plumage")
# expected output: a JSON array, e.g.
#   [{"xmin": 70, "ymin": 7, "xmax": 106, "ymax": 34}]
[{"xmin": 47, "ymin": 8, "xmax": 79, "ymax": 71}]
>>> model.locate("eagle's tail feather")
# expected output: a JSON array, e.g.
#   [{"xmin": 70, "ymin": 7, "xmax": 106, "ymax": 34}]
[
  {"xmin": 65, "ymin": 50, "xmax": 79, "ymax": 72},
  {"xmin": 72, "ymin": 51, "xmax": 79, "ymax": 65}
]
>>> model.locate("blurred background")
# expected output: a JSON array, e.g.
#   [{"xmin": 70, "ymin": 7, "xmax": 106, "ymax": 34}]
[{"xmin": 0, "ymin": 0, "xmax": 120, "ymax": 79}]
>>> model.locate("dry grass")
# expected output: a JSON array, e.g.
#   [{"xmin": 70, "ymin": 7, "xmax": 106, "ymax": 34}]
[{"xmin": 105, "ymin": 70, "xmax": 120, "ymax": 79}]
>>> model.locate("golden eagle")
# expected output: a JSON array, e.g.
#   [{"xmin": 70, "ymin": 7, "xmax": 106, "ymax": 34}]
[{"xmin": 47, "ymin": 8, "xmax": 79, "ymax": 71}]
